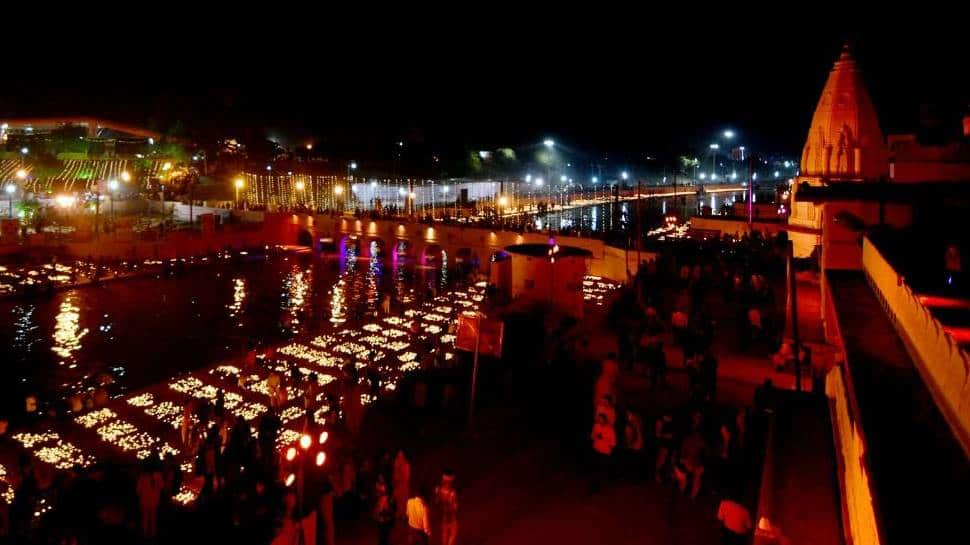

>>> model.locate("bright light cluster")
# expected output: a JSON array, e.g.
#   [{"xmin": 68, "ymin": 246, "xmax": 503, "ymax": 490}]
[
  {"xmin": 173, "ymin": 485, "xmax": 198, "ymax": 505},
  {"xmin": 169, "ymin": 376, "xmax": 204, "ymax": 394},
  {"xmin": 14, "ymin": 432, "xmax": 97, "ymax": 469},
  {"xmin": 211, "ymin": 365, "xmax": 241, "ymax": 377},
  {"xmin": 276, "ymin": 429, "xmax": 302, "ymax": 449},
  {"xmin": 145, "ymin": 401, "xmax": 184, "ymax": 429},
  {"xmin": 582, "ymin": 275, "xmax": 620, "ymax": 306},
  {"xmin": 75, "ymin": 408, "xmax": 119, "ymax": 428},
  {"xmin": 127, "ymin": 393, "xmax": 155, "ymax": 407},
  {"xmin": 234, "ymin": 402, "xmax": 268, "ymax": 422},
  {"xmin": 12, "ymin": 432, "xmax": 60, "ymax": 449},
  {"xmin": 279, "ymin": 343, "xmax": 341, "ymax": 368},
  {"xmin": 280, "ymin": 406, "xmax": 304, "ymax": 423}
]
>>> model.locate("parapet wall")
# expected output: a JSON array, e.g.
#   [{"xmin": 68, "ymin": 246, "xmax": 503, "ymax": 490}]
[{"xmin": 861, "ymin": 236, "xmax": 970, "ymax": 454}]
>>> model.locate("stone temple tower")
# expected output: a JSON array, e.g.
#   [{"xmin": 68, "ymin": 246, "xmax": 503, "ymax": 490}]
[{"xmin": 789, "ymin": 45, "xmax": 889, "ymax": 263}]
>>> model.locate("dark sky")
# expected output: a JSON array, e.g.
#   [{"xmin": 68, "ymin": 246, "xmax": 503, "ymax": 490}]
[{"xmin": 3, "ymin": 13, "xmax": 967, "ymax": 163}]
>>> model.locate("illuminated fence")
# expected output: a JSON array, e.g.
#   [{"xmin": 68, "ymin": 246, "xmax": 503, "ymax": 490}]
[
  {"xmin": 0, "ymin": 160, "xmax": 31, "ymax": 182},
  {"xmin": 242, "ymin": 173, "xmax": 343, "ymax": 210},
  {"xmin": 3, "ymin": 159, "xmax": 166, "ymax": 192},
  {"xmin": 241, "ymin": 174, "xmax": 510, "ymax": 212}
]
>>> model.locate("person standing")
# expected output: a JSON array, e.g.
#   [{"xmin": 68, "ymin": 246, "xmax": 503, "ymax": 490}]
[
  {"xmin": 593, "ymin": 355, "xmax": 619, "ymax": 412},
  {"xmin": 589, "ymin": 412, "xmax": 617, "ymax": 494},
  {"xmin": 373, "ymin": 476, "xmax": 395, "ymax": 545},
  {"xmin": 623, "ymin": 408, "xmax": 644, "ymax": 480},
  {"xmin": 434, "ymin": 470, "xmax": 459, "ymax": 545},
  {"xmin": 654, "ymin": 412, "xmax": 675, "ymax": 483},
  {"xmin": 392, "ymin": 449, "xmax": 411, "ymax": 520},
  {"xmin": 674, "ymin": 429, "xmax": 707, "ymax": 500},
  {"xmin": 406, "ymin": 490, "xmax": 431, "ymax": 545},
  {"xmin": 136, "ymin": 460, "xmax": 164, "ymax": 539},
  {"xmin": 717, "ymin": 495, "xmax": 752, "ymax": 545}
]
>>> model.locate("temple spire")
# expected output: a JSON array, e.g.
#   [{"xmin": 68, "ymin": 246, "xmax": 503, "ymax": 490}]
[{"xmin": 799, "ymin": 45, "xmax": 885, "ymax": 180}]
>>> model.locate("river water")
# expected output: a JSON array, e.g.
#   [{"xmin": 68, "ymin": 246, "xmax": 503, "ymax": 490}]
[
  {"xmin": 533, "ymin": 191, "xmax": 747, "ymax": 233},
  {"xmin": 0, "ymin": 247, "xmax": 447, "ymax": 415}
]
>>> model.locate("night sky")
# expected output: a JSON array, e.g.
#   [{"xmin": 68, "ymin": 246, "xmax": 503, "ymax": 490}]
[{"xmin": 3, "ymin": 15, "xmax": 966, "ymax": 163}]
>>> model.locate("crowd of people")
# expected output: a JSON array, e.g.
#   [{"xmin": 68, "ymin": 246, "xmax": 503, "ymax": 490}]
[{"xmin": 584, "ymin": 233, "xmax": 793, "ymax": 544}]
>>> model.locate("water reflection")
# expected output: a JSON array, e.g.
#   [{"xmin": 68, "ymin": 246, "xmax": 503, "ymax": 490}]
[
  {"xmin": 281, "ymin": 266, "xmax": 310, "ymax": 334},
  {"xmin": 440, "ymin": 250, "xmax": 448, "ymax": 289},
  {"xmin": 51, "ymin": 293, "xmax": 88, "ymax": 367},
  {"xmin": 0, "ymin": 247, "xmax": 455, "ymax": 406},
  {"xmin": 228, "ymin": 277, "xmax": 247, "ymax": 328},
  {"xmin": 330, "ymin": 279, "xmax": 347, "ymax": 325},
  {"xmin": 12, "ymin": 305, "xmax": 39, "ymax": 359}
]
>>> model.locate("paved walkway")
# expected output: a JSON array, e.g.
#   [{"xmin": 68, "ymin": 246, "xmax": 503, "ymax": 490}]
[
  {"xmin": 828, "ymin": 271, "xmax": 970, "ymax": 545},
  {"xmin": 769, "ymin": 393, "xmax": 843, "ymax": 545}
]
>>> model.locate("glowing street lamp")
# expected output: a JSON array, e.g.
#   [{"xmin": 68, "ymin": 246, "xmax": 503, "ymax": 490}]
[
  {"xmin": 497, "ymin": 195, "xmax": 509, "ymax": 208},
  {"xmin": 283, "ymin": 430, "xmax": 328, "ymax": 523},
  {"xmin": 723, "ymin": 129, "xmax": 735, "ymax": 139},
  {"xmin": 16, "ymin": 169, "xmax": 27, "ymax": 180},
  {"xmin": 234, "ymin": 178, "xmax": 245, "ymax": 207},
  {"xmin": 107, "ymin": 179, "xmax": 119, "ymax": 219},
  {"xmin": 535, "ymin": 177, "xmax": 544, "ymax": 187},
  {"xmin": 621, "ymin": 171, "xmax": 629, "ymax": 181},
  {"xmin": 120, "ymin": 171, "xmax": 131, "ymax": 182},
  {"xmin": 543, "ymin": 139, "xmax": 555, "ymax": 148},
  {"xmin": 333, "ymin": 184, "xmax": 344, "ymax": 196},
  {"xmin": 295, "ymin": 180, "xmax": 306, "ymax": 191}
]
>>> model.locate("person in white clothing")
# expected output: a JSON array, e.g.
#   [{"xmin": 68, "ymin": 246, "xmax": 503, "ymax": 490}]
[{"xmin": 406, "ymin": 491, "xmax": 431, "ymax": 545}]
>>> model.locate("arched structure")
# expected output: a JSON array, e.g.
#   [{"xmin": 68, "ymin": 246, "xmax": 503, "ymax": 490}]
[{"xmin": 297, "ymin": 229, "xmax": 314, "ymax": 247}]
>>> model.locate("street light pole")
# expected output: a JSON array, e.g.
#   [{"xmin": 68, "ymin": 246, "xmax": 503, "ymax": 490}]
[
  {"xmin": 467, "ymin": 312, "xmax": 482, "ymax": 435},
  {"xmin": 5, "ymin": 184, "xmax": 15, "ymax": 218},
  {"xmin": 234, "ymin": 178, "xmax": 244, "ymax": 210},
  {"xmin": 94, "ymin": 183, "xmax": 101, "ymax": 239}
]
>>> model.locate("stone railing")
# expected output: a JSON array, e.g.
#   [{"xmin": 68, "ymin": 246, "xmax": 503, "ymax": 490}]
[
  {"xmin": 821, "ymin": 272, "xmax": 881, "ymax": 545},
  {"xmin": 825, "ymin": 366, "xmax": 883, "ymax": 545},
  {"xmin": 861, "ymin": 237, "xmax": 970, "ymax": 453}
]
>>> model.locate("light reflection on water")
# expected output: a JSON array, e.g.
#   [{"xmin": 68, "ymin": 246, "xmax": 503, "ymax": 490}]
[
  {"xmin": 0, "ymin": 249, "xmax": 446, "ymax": 410},
  {"xmin": 51, "ymin": 294, "xmax": 88, "ymax": 365},
  {"xmin": 535, "ymin": 192, "xmax": 744, "ymax": 232}
]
